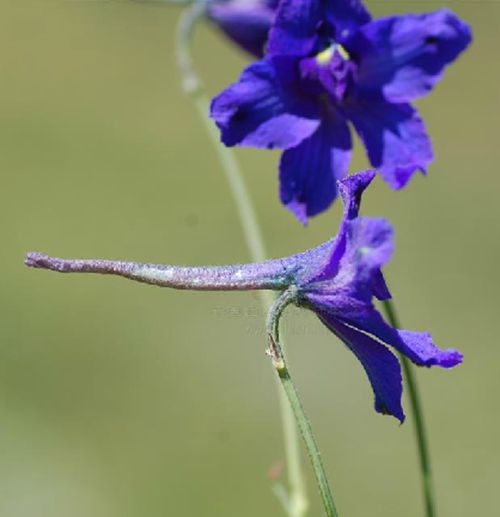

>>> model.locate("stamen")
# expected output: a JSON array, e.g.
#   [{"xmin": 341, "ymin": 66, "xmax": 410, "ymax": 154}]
[
  {"xmin": 315, "ymin": 46, "xmax": 334, "ymax": 65},
  {"xmin": 337, "ymin": 44, "xmax": 350, "ymax": 61},
  {"xmin": 315, "ymin": 44, "xmax": 350, "ymax": 66}
]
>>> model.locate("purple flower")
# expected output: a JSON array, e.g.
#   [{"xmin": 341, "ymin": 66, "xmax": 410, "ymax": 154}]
[
  {"xmin": 210, "ymin": 0, "xmax": 471, "ymax": 223},
  {"xmin": 207, "ymin": 0, "xmax": 278, "ymax": 57},
  {"xmin": 25, "ymin": 171, "xmax": 461, "ymax": 422},
  {"xmin": 292, "ymin": 170, "xmax": 462, "ymax": 420}
]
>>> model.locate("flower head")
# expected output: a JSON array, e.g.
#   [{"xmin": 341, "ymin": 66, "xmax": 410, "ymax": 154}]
[
  {"xmin": 25, "ymin": 171, "xmax": 462, "ymax": 422},
  {"xmin": 210, "ymin": 0, "xmax": 471, "ymax": 223},
  {"xmin": 207, "ymin": 0, "xmax": 278, "ymax": 57},
  {"xmin": 290, "ymin": 169, "xmax": 462, "ymax": 421}
]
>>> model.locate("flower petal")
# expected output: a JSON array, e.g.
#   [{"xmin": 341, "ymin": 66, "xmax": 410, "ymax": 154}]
[
  {"xmin": 345, "ymin": 217, "xmax": 394, "ymax": 279},
  {"xmin": 267, "ymin": 0, "xmax": 322, "ymax": 56},
  {"xmin": 324, "ymin": 0, "xmax": 371, "ymax": 44},
  {"xmin": 370, "ymin": 270, "xmax": 391, "ymax": 301},
  {"xmin": 319, "ymin": 313, "xmax": 404, "ymax": 422},
  {"xmin": 338, "ymin": 169, "xmax": 377, "ymax": 220},
  {"xmin": 345, "ymin": 99, "xmax": 433, "ymax": 189},
  {"xmin": 279, "ymin": 113, "xmax": 352, "ymax": 223},
  {"xmin": 340, "ymin": 307, "xmax": 463, "ymax": 369},
  {"xmin": 396, "ymin": 330, "xmax": 463, "ymax": 368},
  {"xmin": 207, "ymin": 0, "xmax": 278, "ymax": 57},
  {"xmin": 350, "ymin": 9, "xmax": 472, "ymax": 102},
  {"xmin": 210, "ymin": 57, "xmax": 321, "ymax": 149},
  {"xmin": 305, "ymin": 217, "xmax": 393, "ymax": 301},
  {"xmin": 268, "ymin": 0, "xmax": 371, "ymax": 56},
  {"xmin": 292, "ymin": 170, "xmax": 376, "ymax": 286}
]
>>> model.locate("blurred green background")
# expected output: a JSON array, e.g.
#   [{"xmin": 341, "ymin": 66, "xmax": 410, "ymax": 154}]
[{"xmin": 1, "ymin": 1, "xmax": 498, "ymax": 516}]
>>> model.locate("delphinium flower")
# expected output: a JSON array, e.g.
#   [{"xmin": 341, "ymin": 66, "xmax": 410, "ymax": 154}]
[
  {"xmin": 25, "ymin": 170, "xmax": 461, "ymax": 421},
  {"xmin": 207, "ymin": 0, "xmax": 278, "ymax": 57},
  {"xmin": 210, "ymin": 0, "xmax": 472, "ymax": 223}
]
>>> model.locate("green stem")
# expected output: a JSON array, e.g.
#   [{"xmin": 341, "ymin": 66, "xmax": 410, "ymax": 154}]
[
  {"xmin": 267, "ymin": 289, "xmax": 339, "ymax": 517},
  {"xmin": 175, "ymin": 6, "xmax": 308, "ymax": 517},
  {"xmin": 382, "ymin": 298, "xmax": 436, "ymax": 517}
]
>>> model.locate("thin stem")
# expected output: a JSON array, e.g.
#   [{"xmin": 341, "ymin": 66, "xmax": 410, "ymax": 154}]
[
  {"xmin": 271, "ymin": 482, "xmax": 293, "ymax": 516},
  {"xmin": 267, "ymin": 289, "xmax": 339, "ymax": 517},
  {"xmin": 175, "ymin": 9, "xmax": 308, "ymax": 517},
  {"xmin": 175, "ymin": 3, "xmax": 267, "ymax": 263},
  {"xmin": 382, "ymin": 298, "xmax": 436, "ymax": 517}
]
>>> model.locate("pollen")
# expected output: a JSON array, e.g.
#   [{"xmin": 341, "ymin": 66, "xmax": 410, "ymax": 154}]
[
  {"xmin": 337, "ymin": 44, "xmax": 350, "ymax": 60},
  {"xmin": 316, "ymin": 44, "xmax": 350, "ymax": 66},
  {"xmin": 316, "ymin": 46, "xmax": 334, "ymax": 65}
]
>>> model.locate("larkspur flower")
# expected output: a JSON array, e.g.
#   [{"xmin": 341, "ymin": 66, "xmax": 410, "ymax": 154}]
[
  {"xmin": 207, "ymin": 0, "xmax": 278, "ymax": 57},
  {"xmin": 210, "ymin": 0, "xmax": 472, "ymax": 223},
  {"xmin": 25, "ymin": 171, "xmax": 461, "ymax": 421}
]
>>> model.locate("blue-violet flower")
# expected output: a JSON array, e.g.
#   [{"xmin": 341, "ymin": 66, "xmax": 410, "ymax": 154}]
[
  {"xmin": 210, "ymin": 0, "xmax": 471, "ymax": 223},
  {"xmin": 25, "ymin": 170, "xmax": 461, "ymax": 421}
]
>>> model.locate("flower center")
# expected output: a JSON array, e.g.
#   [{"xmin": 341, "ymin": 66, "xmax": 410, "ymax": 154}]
[
  {"xmin": 299, "ymin": 44, "xmax": 355, "ymax": 103},
  {"xmin": 315, "ymin": 45, "xmax": 335, "ymax": 66}
]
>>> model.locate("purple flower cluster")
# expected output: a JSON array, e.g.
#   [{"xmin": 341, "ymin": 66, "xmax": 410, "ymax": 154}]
[
  {"xmin": 25, "ymin": 0, "xmax": 471, "ymax": 424},
  {"xmin": 210, "ymin": 0, "xmax": 471, "ymax": 223}
]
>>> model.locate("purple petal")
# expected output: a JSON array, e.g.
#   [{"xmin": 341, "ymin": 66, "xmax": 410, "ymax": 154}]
[
  {"xmin": 267, "ymin": 0, "xmax": 322, "ymax": 56},
  {"xmin": 268, "ymin": 0, "xmax": 371, "ymax": 56},
  {"xmin": 371, "ymin": 270, "xmax": 391, "ymax": 301},
  {"xmin": 346, "ymin": 217, "xmax": 394, "ymax": 277},
  {"xmin": 345, "ymin": 100, "xmax": 433, "ymax": 189},
  {"xmin": 305, "ymin": 217, "xmax": 393, "ymax": 297},
  {"xmin": 279, "ymin": 113, "xmax": 352, "ymax": 223},
  {"xmin": 340, "ymin": 308, "xmax": 463, "ymax": 369},
  {"xmin": 351, "ymin": 9, "xmax": 472, "ymax": 102},
  {"xmin": 324, "ymin": 0, "xmax": 371, "ymax": 44},
  {"xmin": 207, "ymin": 0, "xmax": 278, "ymax": 58},
  {"xmin": 395, "ymin": 330, "xmax": 463, "ymax": 368},
  {"xmin": 338, "ymin": 169, "xmax": 376, "ymax": 220},
  {"xmin": 306, "ymin": 172, "xmax": 381, "ymax": 283},
  {"xmin": 319, "ymin": 313, "xmax": 404, "ymax": 422},
  {"xmin": 302, "ymin": 170, "xmax": 384, "ymax": 282},
  {"xmin": 210, "ymin": 57, "xmax": 321, "ymax": 149}
]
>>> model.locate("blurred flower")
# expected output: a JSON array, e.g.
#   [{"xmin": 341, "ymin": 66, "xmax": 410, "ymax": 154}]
[
  {"xmin": 25, "ymin": 171, "xmax": 462, "ymax": 421},
  {"xmin": 207, "ymin": 0, "xmax": 278, "ymax": 57},
  {"xmin": 210, "ymin": 0, "xmax": 471, "ymax": 223}
]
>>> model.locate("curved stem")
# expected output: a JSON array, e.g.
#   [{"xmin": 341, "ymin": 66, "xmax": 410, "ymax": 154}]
[
  {"xmin": 382, "ymin": 298, "xmax": 436, "ymax": 517},
  {"xmin": 267, "ymin": 289, "xmax": 339, "ymax": 517},
  {"xmin": 175, "ymin": 2, "xmax": 267, "ymax": 263},
  {"xmin": 175, "ymin": 8, "xmax": 308, "ymax": 516}
]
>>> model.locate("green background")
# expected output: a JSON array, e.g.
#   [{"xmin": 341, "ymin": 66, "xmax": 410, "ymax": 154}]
[{"xmin": 1, "ymin": 1, "xmax": 498, "ymax": 516}]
